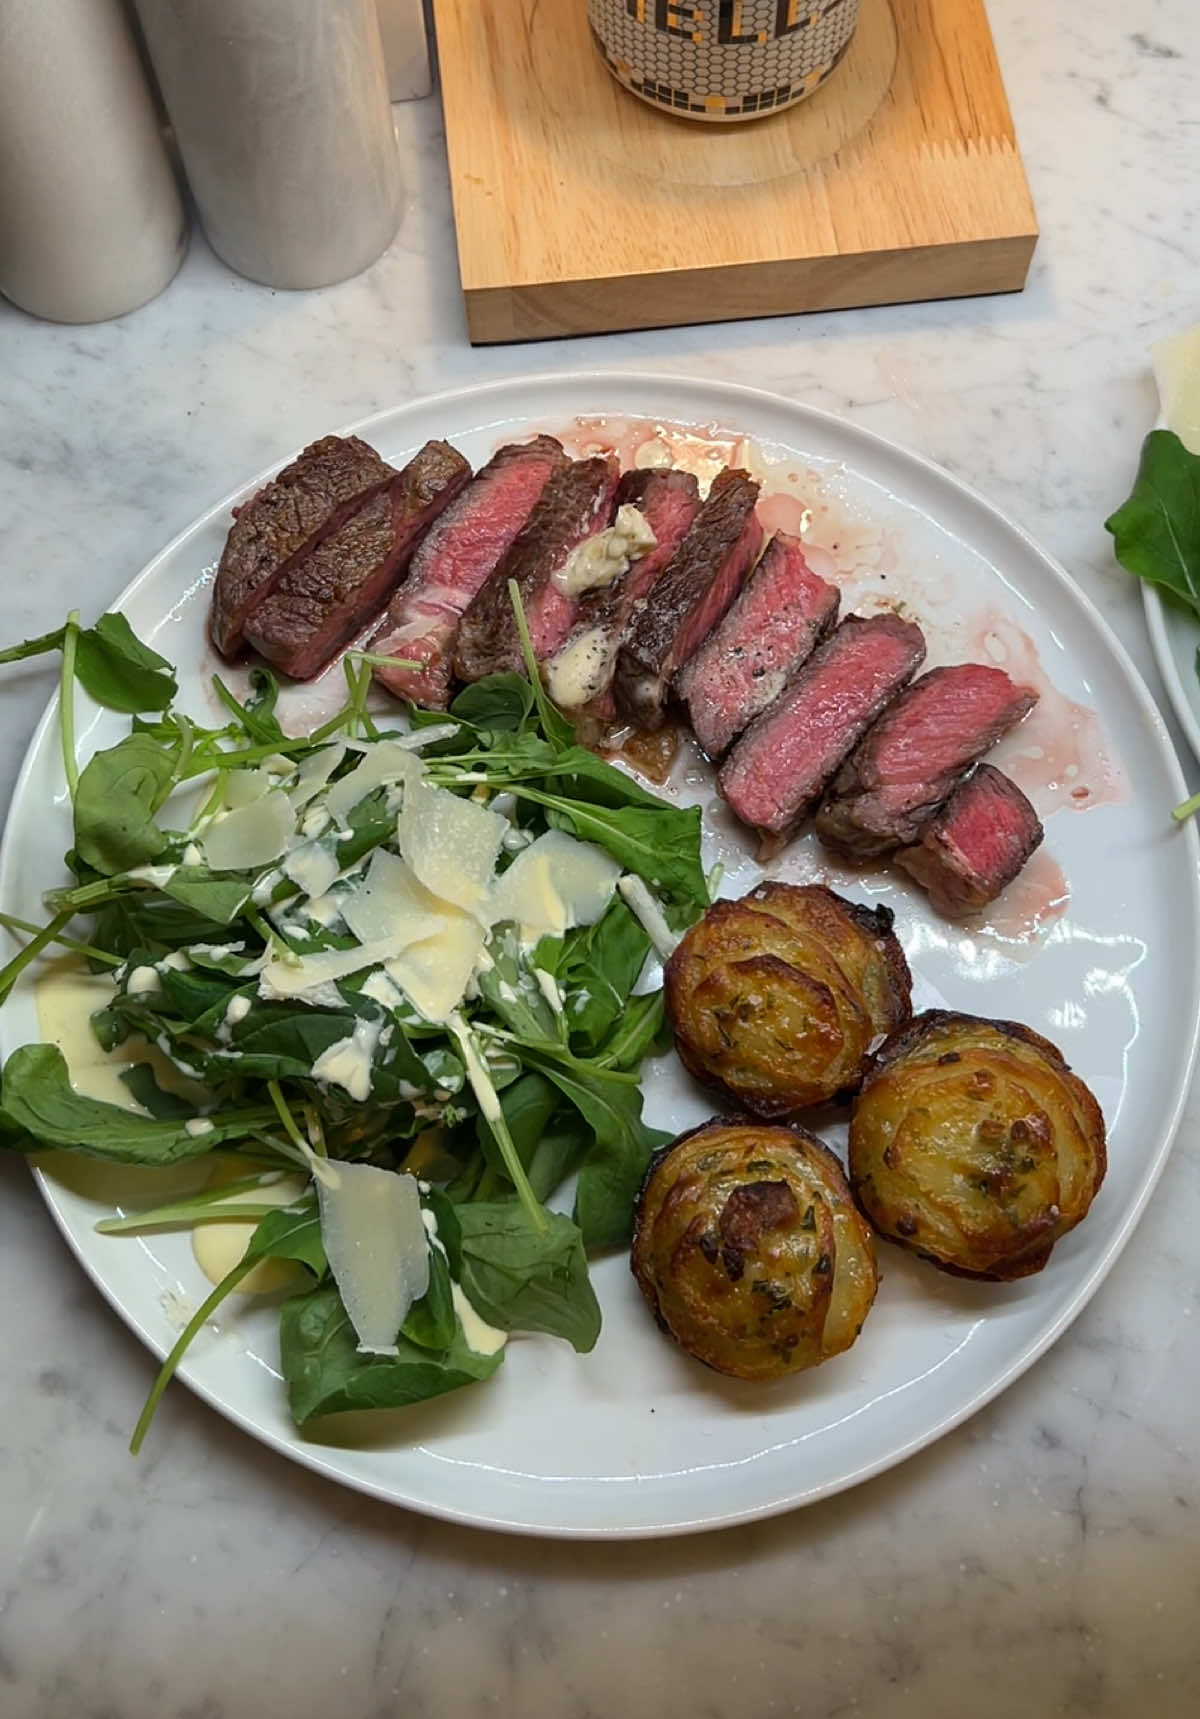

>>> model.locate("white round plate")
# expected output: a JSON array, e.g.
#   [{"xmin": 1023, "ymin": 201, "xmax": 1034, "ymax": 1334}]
[
  {"xmin": 1143, "ymin": 584, "xmax": 1200, "ymax": 765},
  {"xmin": 3, "ymin": 372, "xmax": 1198, "ymax": 1538}
]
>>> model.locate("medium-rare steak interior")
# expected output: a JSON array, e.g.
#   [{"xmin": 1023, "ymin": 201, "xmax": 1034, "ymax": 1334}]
[
  {"xmin": 896, "ymin": 763, "xmax": 1044, "ymax": 915},
  {"xmin": 545, "ymin": 465, "xmax": 701, "ymax": 719},
  {"xmin": 210, "ymin": 434, "xmax": 395, "ymax": 657},
  {"xmin": 719, "ymin": 612, "xmax": 927, "ymax": 838},
  {"xmin": 370, "ymin": 434, "xmax": 568, "ymax": 709},
  {"xmin": 815, "ymin": 664, "xmax": 1037, "ymax": 859},
  {"xmin": 614, "ymin": 468, "xmax": 763, "ymax": 730},
  {"xmin": 454, "ymin": 454, "xmax": 619, "ymax": 683},
  {"xmin": 243, "ymin": 439, "xmax": 470, "ymax": 681},
  {"xmin": 678, "ymin": 531, "xmax": 840, "ymax": 759}
]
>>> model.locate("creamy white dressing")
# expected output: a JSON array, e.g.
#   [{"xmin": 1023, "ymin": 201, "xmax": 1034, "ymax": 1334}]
[
  {"xmin": 191, "ymin": 1169, "xmax": 310, "ymax": 1295},
  {"xmin": 35, "ymin": 958, "xmax": 201, "ymax": 1111},
  {"xmin": 451, "ymin": 1283, "xmax": 508, "ymax": 1357},
  {"xmin": 310, "ymin": 1015, "xmax": 382, "ymax": 1103}
]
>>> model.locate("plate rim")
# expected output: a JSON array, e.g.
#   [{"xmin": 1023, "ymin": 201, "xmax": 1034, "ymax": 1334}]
[
  {"xmin": 4, "ymin": 367, "xmax": 1199, "ymax": 1538},
  {"xmin": 1143, "ymin": 581, "xmax": 1200, "ymax": 766}
]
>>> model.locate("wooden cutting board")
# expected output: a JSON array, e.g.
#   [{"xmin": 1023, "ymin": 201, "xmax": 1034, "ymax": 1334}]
[{"xmin": 432, "ymin": 0, "xmax": 1038, "ymax": 344}]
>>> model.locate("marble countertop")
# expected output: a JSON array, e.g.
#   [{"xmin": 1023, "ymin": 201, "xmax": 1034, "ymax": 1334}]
[{"xmin": 2, "ymin": 2, "xmax": 1198, "ymax": 1713}]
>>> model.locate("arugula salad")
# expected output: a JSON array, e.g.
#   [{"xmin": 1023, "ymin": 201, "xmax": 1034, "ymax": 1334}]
[{"xmin": 0, "ymin": 601, "xmax": 708, "ymax": 1445}]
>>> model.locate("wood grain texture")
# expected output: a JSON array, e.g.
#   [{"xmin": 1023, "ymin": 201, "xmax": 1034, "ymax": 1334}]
[{"xmin": 432, "ymin": 0, "xmax": 1038, "ymax": 343}]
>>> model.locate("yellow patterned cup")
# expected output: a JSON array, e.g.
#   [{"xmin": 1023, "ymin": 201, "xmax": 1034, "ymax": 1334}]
[{"xmin": 588, "ymin": 0, "xmax": 862, "ymax": 122}]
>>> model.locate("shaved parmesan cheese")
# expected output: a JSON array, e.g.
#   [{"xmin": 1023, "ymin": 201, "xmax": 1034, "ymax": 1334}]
[
  {"xmin": 311, "ymin": 1016, "xmax": 382, "ymax": 1102},
  {"xmin": 325, "ymin": 739, "xmax": 422, "ymax": 824},
  {"xmin": 1154, "ymin": 321, "xmax": 1200, "ymax": 454},
  {"xmin": 340, "ymin": 849, "xmax": 446, "ymax": 948},
  {"xmin": 396, "ymin": 775, "xmax": 507, "ymax": 922},
  {"xmin": 200, "ymin": 788, "xmax": 295, "ymax": 872},
  {"xmin": 315, "ymin": 1161, "xmax": 429, "ymax": 1355},
  {"xmin": 288, "ymin": 742, "xmax": 346, "ymax": 809},
  {"xmin": 223, "ymin": 767, "xmax": 274, "ymax": 810},
  {"xmin": 282, "ymin": 839, "xmax": 340, "ymax": 902},
  {"xmin": 618, "ymin": 874, "xmax": 682, "ymax": 959},
  {"xmin": 259, "ymin": 935, "xmax": 412, "ymax": 1001},
  {"xmin": 383, "ymin": 911, "xmax": 484, "ymax": 1023},
  {"xmin": 490, "ymin": 830, "xmax": 621, "ymax": 944},
  {"xmin": 344, "ymin": 725, "xmax": 460, "ymax": 753}
]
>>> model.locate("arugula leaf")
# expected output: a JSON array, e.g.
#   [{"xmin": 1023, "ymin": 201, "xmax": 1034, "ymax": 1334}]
[
  {"xmin": 449, "ymin": 674, "xmax": 538, "ymax": 734},
  {"xmin": 248, "ymin": 1196, "xmax": 326, "ymax": 1277},
  {"xmin": 0, "ymin": 1044, "xmax": 271, "ymax": 1163},
  {"xmin": 279, "ymin": 1283, "xmax": 503, "ymax": 1424},
  {"xmin": 455, "ymin": 1202, "xmax": 601, "ymax": 1352},
  {"xmin": 520, "ymin": 1049, "xmax": 669, "ymax": 1249},
  {"xmin": 117, "ymin": 1062, "xmax": 196, "ymax": 1119},
  {"xmin": 74, "ymin": 614, "xmax": 177, "ymax": 712},
  {"xmin": 73, "ymin": 734, "xmax": 176, "ymax": 875},
  {"xmin": 1106, "ymin": 429, "xmax": 1200, "ymax": 616},
  {"xmin": 474, "ymin": 1071, "xmax": 558, "ymax": 1184},
  {"xmin": 161, "ymin": 868, "xmax": 252, "ymax": 925},
  {"xmin": 212, "ymin": 668, "xmax": 286, "ymax": 745},
  {"xmin": 558, "ymin": 898, "xmax": 652, "ymax": 1054},
  {"xmin": 130, "ymin": 1196, "xmax": 325, "ymax": 1451},
  {"xmin": 401, "ymin": 1246, "xmax": 457, "ymax": 1350},
  {"xmin": 515, "ymin": 786, "xmax": 707, "ymax": 922},
  {"xmin": 0, "ymin": 612, "xmax": 176, "ymax": 712}
]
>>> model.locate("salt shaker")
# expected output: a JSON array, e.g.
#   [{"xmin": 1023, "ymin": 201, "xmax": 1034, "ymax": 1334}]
[
  {"xmin": 0, "ymin": 0, "xmax": 187, "ymax": 324},
  {"xmin": 134, "ymin": 0, "xmax": 402, "ymax": 291}
]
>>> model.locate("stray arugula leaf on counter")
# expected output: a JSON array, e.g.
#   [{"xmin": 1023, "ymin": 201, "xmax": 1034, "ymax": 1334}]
[
  {"xmin": 1105, "ymin": 429, "xmax": 1200, "ymax": 618},
  {"xmin": 0, "ymin": 606, "xmax": 705, "ymax": 1447}
]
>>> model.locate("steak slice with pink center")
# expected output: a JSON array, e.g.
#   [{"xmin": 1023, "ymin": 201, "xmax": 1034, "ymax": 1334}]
[
  {"xmin": 210, "ymin": 434, "xmax": 396, "ymax": 658},
  {"xmin": 677, "ymin": 532, "xmax": 840, "ymax": 759},
  {"xmin": 896, "ymin": 763, "xmax": 1044, "ymax": 915},
  {"xmin": 369, "ymin": 435, "xmax": 568, "ymax": 709},
  {"xmin": 453, "ymin": 455, "xmax": 620, "ymax": 683},
  {"xmin": 614, "ymin": 468, "xmax": 763, "ymax": 731},
  {"xmin": 815, "ymin": 663, "xmax": 1038, "ymax": 859},
  {"xmin": 243, "ymin": 440, "xmax": 471, "ymax": 681},
  {"xmin": 546, "ymin": 466, "xmax": 702, "ymax": 721},
  {"xmin": 719, "ymin": 612, "xmax": 927, "ymax": 837}
]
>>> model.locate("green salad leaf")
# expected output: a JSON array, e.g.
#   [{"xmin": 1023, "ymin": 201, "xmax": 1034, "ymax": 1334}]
[{"xmin": 1106, "ymin": 428, "xmax": 1200, "ymax": 617}]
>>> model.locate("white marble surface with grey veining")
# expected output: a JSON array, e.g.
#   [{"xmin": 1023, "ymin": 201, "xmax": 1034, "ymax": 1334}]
[{"xmin": 1, "ymin": 1, "xmax": 1199, "ymax": 1713}]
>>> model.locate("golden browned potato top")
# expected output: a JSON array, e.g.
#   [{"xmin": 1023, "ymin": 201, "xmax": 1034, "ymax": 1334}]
[
  {"xmin": 632, "ymin": 1119, "xmax": 879, "ymax": 1381},
  {"xmin": 665, "ymin": 882, "xmax": 912, "ymax": 1117},
  {"xmin": 849, "ymin": 1010, "xmax": 1107, "ymax": 1281}
]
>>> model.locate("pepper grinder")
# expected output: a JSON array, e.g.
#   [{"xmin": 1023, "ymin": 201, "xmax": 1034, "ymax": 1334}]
[
  {"xmin": 134, "ymin": 0, "xmax": 402, "ymax": 291},
  {"xmin": 0, "ymin": 0, "xmax": 187, "ymax": 324}
]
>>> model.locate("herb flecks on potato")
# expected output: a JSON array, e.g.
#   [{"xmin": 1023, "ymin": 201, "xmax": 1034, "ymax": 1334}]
[
  {"xmin": 665, "ymin": 882, "xmax": 912, "ymax": 1116},
  {"xmin": 849, "ymin": 1010, "xmax": 1107, "ymax": 1281},
  {"xmin": 631, "ymin": 1119, "xmax": 879, "ymax": 1381}
]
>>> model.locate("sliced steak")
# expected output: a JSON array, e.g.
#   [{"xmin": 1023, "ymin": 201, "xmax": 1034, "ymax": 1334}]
[
  {"xmin": 370, "ymin": 435, "xmax": 568, "ymax": 709},
  {"xmin": 210, "ymin": 435, "xmax": 395, "ymax": 657},
  {"xmin": 243, "ymin": 440, "xmax": 471, "ymax": 680},
  {"xmin": 677, "ymin": 532, "xmax": 840, "ymax": 759},
  {"xmin": 719, "ymin": 612, "xmax": 927, "ymax": 837},
  {"xmin": 453, "ymin": 455, "xmax": 619, "ymax": 683},
  {"xmin": 815, "ymin": 664, "xmax": 1037, "ymax": 859},
  {"xmin": 544, "ymin": 466, "xmax": 702, "ymax": 719},
  {"xmin": 896, "ymin": 764, "xmax": 1044, "ymax": 915},
  {"xmin": 614, "ymin": 468, "xmax": 763, "ymax": 731}
]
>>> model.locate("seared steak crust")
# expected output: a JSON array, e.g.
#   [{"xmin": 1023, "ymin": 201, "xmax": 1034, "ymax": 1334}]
[
  {"xmin": 211, "ymin": 434, "xmax": 395, "ymax": 657},
  {"xmin": 243, "ymin": 440, "xmax": 471, "ymax": 680},
  {"xmin": 454, "ymin": 455, "xmax": 619, "ymax": 683},
  {"xmin": 614, "ymin": 468, "xmax": 763, "ymax": 731},
  {"xmin": 370, "ymin": 435, "xmax": 568, "ymax": 709}
]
